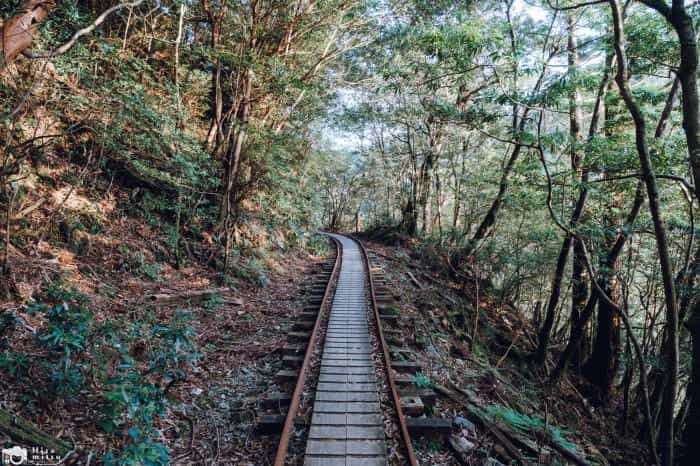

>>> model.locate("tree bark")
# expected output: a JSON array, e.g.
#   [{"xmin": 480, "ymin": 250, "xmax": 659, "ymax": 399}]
[
  {"xmin": 535, "ymin": 233, "xmax": 574, "ymax": 363},
  {"xmin": 551, "ymin": 181, "xmax": 644, "ymax": 382},
  {"xmin": 535, "ymin": 35, "xmax": 613, "ymax": 365},
  {"xmin": 467, "ymin": 141, "xmax": 523, "ymax": 252},
  {"xmin": 568, "ymin": 14, "xmax": 588, "ymax": 372},
  {"xmin": 583, "ymin": 270, "xmax": 621, "ymax": 401},
  {"xmin": 585, "ymin": 75, "xmax": 678, "ymax": 403},
  {"xmin": 202, "ymin": 0, "xmax": 228, "ymax": 153},
  {"xmin": 219, "ymin": 71, "xmax": 252, "ymax": 227},
  {"xmin": 582, "ymin": 76, "xmax": 621, "ymax": 402},
  {"xmin": 682, "ymin": 306, "xmax": 700, "ymax": 465},
  {"xmin": 400, "ymin": 124, "xmax": 419, "ymax": 235},
  {"xmin": 609, "ymin": 3, "xmax": 679, "ymax": 464},
  {"xmin": 636, "ymin": 4, "xmax": 700, "ymax": 459},
  {"xmin": 418, "ymin": 112, "xmax": 443, "ymax": 236}
]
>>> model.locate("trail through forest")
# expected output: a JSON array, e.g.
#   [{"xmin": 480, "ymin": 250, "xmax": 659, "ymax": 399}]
[{"xmin": 1, "ymin": 0, "xmax": 699, "ymax": 465}]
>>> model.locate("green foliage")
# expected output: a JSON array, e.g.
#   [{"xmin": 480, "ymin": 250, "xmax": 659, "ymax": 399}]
[
  {"xmin": 140, "ymin": 263, "xmax": 162, "ymax": 281},
  {"xmin": 0, "ymin": 352, "xmax": 30, "ymax": 378},
  {"xmin": 202, "ymin": 293, "xmax": 225, "ymax": 310},
  {"xmin": 426, "ymin": 439, "xmax": 445, "ymax": 452},
  {"xmin": 66, "ymin": 212, "xmax": 103, "ymax": 235},
  {"xmin": 99, "ymin": 310, "xmax": 197, "ymax": 465},
  {"xmin": 412, "ymin": 371, "xmax": 434, "ymax": 388},
  {"xmin": 304, "ymin": 234, "xmax": 332, "ymax": 256},
  {"xmin": 117, "ymin": 246, "xmax": 162, "ymax": 281},
  {"xmin": 228, "ymin": 253, "xmax": 270, "ymax": 288},
  {"xmin": 0, "ymin": 309, "xmax": 19, "ymax": 338},
  {"xmin": 482, "ymin": 405, "xmax": 580, "ymax": 455},
  {"xmin": 25, "ymin": 282, "xmax": 92, "ymax": 401},
  {"xmin": 625, "ymin": 9, "xmax": 677, "ymax": 75},
  {"xmin": 0, "ymin": 279, "xmax": 197, "ymax": 465}
]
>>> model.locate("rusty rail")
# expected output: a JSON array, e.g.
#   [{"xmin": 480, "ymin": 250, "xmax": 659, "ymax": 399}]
[
  {"xmin": 273, "ymin": 235, "xmax": 342, "ymax": 466},
  {"xmin": 355, "ymin": 236, "xmax": 418, "ymax": 466}
]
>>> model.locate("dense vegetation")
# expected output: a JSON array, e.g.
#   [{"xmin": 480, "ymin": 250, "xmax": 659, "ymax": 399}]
[{"xmin": 1, "ymin": 0, "xmax": 700, "ymax": 464}]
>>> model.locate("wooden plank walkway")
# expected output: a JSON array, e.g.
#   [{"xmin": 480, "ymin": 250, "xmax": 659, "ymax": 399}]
[{"xmin": 304, "ymin": 234, "xmax": 387, "ymax": 466}]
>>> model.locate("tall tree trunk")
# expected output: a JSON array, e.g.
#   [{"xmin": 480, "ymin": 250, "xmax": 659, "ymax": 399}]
[
  {"xmin": 202, "ymin": 0, "xmax": 227, "ymax": 152},
  {"xmin": 570, "ymin": 239, "xmax": 588, "ymax": 367},
  {"xmin": 462, "ymin": 5, "xmax": 556, "ymax": 258},
  {"xmin": 452, "ymin": 174, "xmax": 461, "ymax": 230},
  {"xmin": 535, "ymin": 38, "xmax": 614, "ymax": 365},
  {"xmin": 582, "ymin": 76, "xmax": 622, "ymax": 401},
  {"xmin": 609, "ymin": 3, "xmax": 679, "ymax": 464},
  {"xmin": 585, "ymin": 76, "xmax": 678, "ymax": 403},
  {"xmin": 434, "ymin": 172, "xmax": 443, "ymax": 237},
  {"xmin": 452, "ymin": 143, "xmax": 467, "ymax": 233},
  {"xmin": 568, "ymin": 14, "xmax": 589, "ymax": 372},
  {"xmin": 401, "ymin": 125, "xmax": 418, "ymax": 235},
  {"xmin": 584, "ymin": 270, "xmax": 621, "ymax": 401},
  {"xmin": 400, "ymin": 199, "xmax": 417, "ymax": 235},
  {"xmin": 418, "ymin": 115, "xmax": 443, "ymax": 236},
  {"xmin": 467, "ymin": 141, "xmax": 523, "ymax": 252},
  {"xmin": 219, "ymin": 72, "xmax": 252, "ymax": 226},
  {"xmin": 418, "ymin": 156, "xmax": 432, "ymax": 236},
  {"xmin": 551, "ymin": 181, "xmax": 645, "ymax": 382},
  {"xmin": 637, "ymin": 4, "xmax": 700, "ymax": 459},
  {"xmin": 664, "ymin": 5, "xmax": 700, "ymax": 201},
  {"xmin": 535, "ymin": 233, "xmax": 574, "ymax": 363},
  {"xmin": 682, "ymin": 306, "xmax": 700, "ymax": 465}
]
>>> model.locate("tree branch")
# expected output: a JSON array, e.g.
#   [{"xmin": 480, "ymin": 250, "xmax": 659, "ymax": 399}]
[
  {"xmin": 591, "ymin": 172, "xmax": 696, "ymax": 192},
  {"xmin": 27, "ymin": 0, "xmax": 146, "ymax": 58},
  {"xmin": 639, "ymin": 0, "xmax": 672, "ymax": 18},
  {"xmin": 546, "ymin": 0, "xmax": 609, "ymax": 11}
]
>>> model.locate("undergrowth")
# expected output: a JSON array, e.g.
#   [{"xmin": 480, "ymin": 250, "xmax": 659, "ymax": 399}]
[
  {"xmin": 0, "ymin": 280, "xmax": 199, "ymax": 465},
  {"xmin": 481, "ymin": 404, "xmax": 580, "ymax": 455}
]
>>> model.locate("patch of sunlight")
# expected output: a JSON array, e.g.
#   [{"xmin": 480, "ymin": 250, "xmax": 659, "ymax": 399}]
[{"xmin": 51, "ymin": 186, "xmax": 100, "ymax": 214}]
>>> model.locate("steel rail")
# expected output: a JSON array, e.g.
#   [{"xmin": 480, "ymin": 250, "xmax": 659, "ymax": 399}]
[
  {"xmin": 355, "ymin": 236, "xmax": 418, "ymax": 466},
  {"xmin": 273, "ymin": 236, "xmax": 342, "ymax": 466}
]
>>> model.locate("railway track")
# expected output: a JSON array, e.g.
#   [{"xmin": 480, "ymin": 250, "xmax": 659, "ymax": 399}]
[{"xmin": 272, "ymin": 233, "xmax": 417, "ymax": 466}]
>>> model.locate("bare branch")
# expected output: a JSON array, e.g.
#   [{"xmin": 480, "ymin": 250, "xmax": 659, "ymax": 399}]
[
  {"xmin": 27, "ymin": 0, "xmax": 146, "ymax": 58},
  {"xmin": 545, "ymin": 0, "xmax": 609, "ymax": 11},
  {"xmin": 590, "ymin": 172, "xmax": 696, "ymax": 192}
]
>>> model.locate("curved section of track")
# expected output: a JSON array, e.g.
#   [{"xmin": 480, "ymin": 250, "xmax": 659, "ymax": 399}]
[
  {"xmin": 304, "ymin": 234, "xmax": 386, "ymax": 465},
  {"xmin": 273, "ymin": 233, "xmax": 416, "ymax": 466}
]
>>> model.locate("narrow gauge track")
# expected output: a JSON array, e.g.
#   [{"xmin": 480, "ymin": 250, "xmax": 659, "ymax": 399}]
[{"xmin": 273, "ymin": 234, "xmax": 417, "ymax": 466}]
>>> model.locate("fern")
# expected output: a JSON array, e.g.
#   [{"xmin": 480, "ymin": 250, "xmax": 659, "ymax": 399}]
[
  {"xmin": 482, "ymin": 405, "xmax": 581, "ymax": 455},
  {"xmin": 412, "ymin": 371, "xmax": 434, "ymax": 388}
]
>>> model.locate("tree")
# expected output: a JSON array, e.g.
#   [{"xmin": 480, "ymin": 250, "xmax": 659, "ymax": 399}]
[{"xmin": 608, "ymin": 1, "xmax": 679, "ymax": 463}]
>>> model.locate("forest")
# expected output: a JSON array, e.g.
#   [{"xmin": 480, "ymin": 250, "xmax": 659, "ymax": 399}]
[{"xmin": 0, "ymin": 0, "xmax": 699, "ymax": 465}]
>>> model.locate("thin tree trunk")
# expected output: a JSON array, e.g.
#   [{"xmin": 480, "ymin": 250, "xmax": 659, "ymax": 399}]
[
  {"xmin": 467, "ymin": 141, "xmax": 523, "ymax": 252},
  {"xmin": 582, "ymin": 76, "xmax": 622, "ymax": 401},
  {"xmin": 682, "ymin": 307, "xmax": 700, "ymax": 465},
  {"xmin": 551, "ymin": 182, "xmax": 644, "ymax": 382},
  {"xmin": 609, "ymin": 3, "xmax": 679, "ymax": 464},
  {"xmin": 535, "ymin": 40, "xmax": 613, "ymax": 365},
  {"xmin": 202, "ymin": 0, "xmax": 227, "ymax": 152},
  {"xmin": 219, "ymin": 72, "xmax": 252, "ymax": 226},
  {"xmin": 571, "ymin": 239, "xmax": 588, "ymax": 368},
  {"xmin": 635, "ymin": 5, "xmax": 700, "ymax": 460},
  {"xmin": 418, "ymin": 115, "xmax": 442, "ymax": 237},
  {"xmin": 535, "ymin": 233, "xmax": 573, "ymax": 363},
  {"xmin": 568, "ymin": 14, "xmax": 588, "ymax": 373}
]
